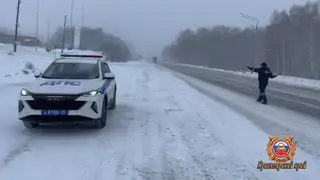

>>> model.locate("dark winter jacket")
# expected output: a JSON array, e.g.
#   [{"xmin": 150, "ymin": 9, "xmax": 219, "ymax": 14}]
[{"xmin": 247, "ymin": 66, "xmax": 278, "ymax": 85}]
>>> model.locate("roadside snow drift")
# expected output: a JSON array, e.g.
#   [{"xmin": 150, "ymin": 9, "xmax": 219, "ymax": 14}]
[
  {"xmin": 0, "ymin": 43, "xmax": 101, "ymax": 85},
  {"xmin": 176, "ymin": 62, "xmax": 320, "ymax": 90},
  {"xmin": 0, "ymin": 51, "xmax": 52, "ymax": 84}
]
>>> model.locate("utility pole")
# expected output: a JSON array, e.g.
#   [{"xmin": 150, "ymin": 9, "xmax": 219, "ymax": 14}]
[
  {"xmin": 70, "ymin": 0, "xmax": 74, "ymax": 49},
  {"xmin": 62, "ymin": 15, "xmax": 67, "ymax": 53},
  {"xmin": 14, "ymin": 0, "xmax": 21, "ymax": 52},
  {"xmin": 80, "ymin": 6, "xmax": 84, "ymax": 49},
  {"xmin": 35, "ymin": 0, "xmax": 40, "ymax": 51}
]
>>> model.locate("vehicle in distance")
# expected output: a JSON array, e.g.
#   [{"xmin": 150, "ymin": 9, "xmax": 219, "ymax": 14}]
[
  {"xmin": 153, "ymin": 56, "xmax": 157, "ymax": 63},
  {"xmin": 18, "ymin": 54, "xmax": 117, "ymax": 129}
]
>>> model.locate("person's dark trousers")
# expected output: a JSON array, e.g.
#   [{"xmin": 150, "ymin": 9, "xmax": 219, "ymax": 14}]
[{"xmin": 257, "ymin": 83, "xmax": 268, "ymax": 104}]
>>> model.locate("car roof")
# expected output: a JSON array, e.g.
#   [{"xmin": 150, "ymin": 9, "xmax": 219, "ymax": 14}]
[{"xmin": 54, "ymin": 58, "xmax": 101, "ymax": 64}]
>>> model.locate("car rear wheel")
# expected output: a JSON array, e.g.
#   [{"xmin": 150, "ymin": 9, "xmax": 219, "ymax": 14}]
[
  {"xmin": 23, "ymin": 121, "xmax": 39, "ymax": 129},
  {"xmin": 94, "ymin": 99, "xmax": 107, "ymax": 129}
]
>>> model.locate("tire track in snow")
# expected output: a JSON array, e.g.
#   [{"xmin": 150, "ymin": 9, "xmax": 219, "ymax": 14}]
[
  {"xmin": 144, "ymin": 65, "xmax": 216, "ymax": 179},
  {"xmin": 150, "ymin": 65, "xmax": 269, "ymax": 180},
  {"xmin": 127, "ymin": 65, "xmax": 194, "ymax": 180},
  {"xmin": 130, "ymin": 68, "xmax": 161, "ymax": 180},
  {"xmin": 0, "ymin": 141, "xmax": 30, "ymax": 171},
  {"xmin": 166, "ymin": 70, "xmax": 320, "ymax": 179},
  {"xmin": 166, "ymin": 105, "xmax": 260, "ymax": 179},
  {"xmin": 0, "ymin": 124, "xmax": 49, "ymax": 172},
  {"xmin": 142, "ymin": 67, "xmax": 218, "ymax": 180},
  {"xmin": 0, "ymin": 84, "xmax": 39, "ymax": 172},
  {"xmin": 177, "ymin": 113, "xmax": 262, "ymax": 180},
  {"xmin": 80, "ymin": 64, "xmax": 157, "ymax": 180},
  {"xmin": 177, "ymin": 72, "xmax": 320, "ymax": 160}
]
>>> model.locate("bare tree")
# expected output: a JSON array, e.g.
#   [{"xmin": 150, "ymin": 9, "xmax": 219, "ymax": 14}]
[
  {"xmin": 49, "ymin": 26, "xmax": 131, "ymax": 60},
  {"xmin": 162, "ymin": 1, "xmax": 320, "ymax": 79}
]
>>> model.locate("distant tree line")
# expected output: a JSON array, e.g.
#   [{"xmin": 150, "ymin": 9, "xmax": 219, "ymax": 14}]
[
  {"xmin": 162, "ymin": 2, "xmax": 320, "ymax": 79},
  {"xmin": 49, "ymin": 27, "xmax": 131, "ymax": 61}
]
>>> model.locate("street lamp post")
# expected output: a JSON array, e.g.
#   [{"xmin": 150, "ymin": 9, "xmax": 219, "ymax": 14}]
[
  {"xmin": 240, "ymin": 13, "xmax": 259, "ymax": 67},
  {"xmin": 240, "ymin": 13, "xmax": 259, "ymax": 30}
]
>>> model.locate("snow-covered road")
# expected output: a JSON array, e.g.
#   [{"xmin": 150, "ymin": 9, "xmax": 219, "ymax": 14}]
[
  {"xmin": 0, "ymin": 61, "xmax": 319, "ymax": 179},
  {"xmin": 160, "ymin": 61, "xmax": 320, "ymax": 119}
]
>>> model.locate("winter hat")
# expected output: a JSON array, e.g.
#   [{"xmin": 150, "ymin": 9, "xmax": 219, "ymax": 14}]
[{"xmin": 261, "ymin": 62, "xmax": 267, "ymax": 67}]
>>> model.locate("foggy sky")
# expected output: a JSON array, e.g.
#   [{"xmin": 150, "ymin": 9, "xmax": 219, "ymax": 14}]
[{"xmin": 0, "ymin": 0, "xmax": 312, "ymax": 56}]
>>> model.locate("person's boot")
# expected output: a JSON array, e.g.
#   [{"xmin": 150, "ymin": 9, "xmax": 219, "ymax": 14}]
[
  {"xmin": 256, "ymin": 95, "xmax": 262, "ymax": 102},
  {"xmin": 261, "ymin": 95, "xmax": 268, "ymax": 104}
]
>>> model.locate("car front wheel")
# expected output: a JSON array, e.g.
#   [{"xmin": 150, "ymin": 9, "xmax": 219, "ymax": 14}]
[
  {"xmin": 23, "ymin": 121, "xmax": 39, "ymax": 129},
  {"xmin": 109, "ymin": 89, "xmax": 116, "ymax": 110},
  {"xmin": 94, "ymin": 99, "xmax": 107, "ymax": 129}
]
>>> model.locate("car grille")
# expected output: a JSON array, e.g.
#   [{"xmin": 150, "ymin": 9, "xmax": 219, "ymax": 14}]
[
  {"xmin": 27, "ymin": 94, "xmax": 86, "ymax": 110},
  {"xmin": 31, "ymin": 94, "xmax": 80, "ymax": 101}
]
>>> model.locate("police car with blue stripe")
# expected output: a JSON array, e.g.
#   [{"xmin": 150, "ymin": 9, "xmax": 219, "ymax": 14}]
[{"xmin": 18, "ymin": 54, "xmax": 117, "ymax": 129}]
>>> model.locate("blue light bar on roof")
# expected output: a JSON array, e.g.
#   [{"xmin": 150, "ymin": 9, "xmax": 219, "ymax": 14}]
[{"xmin": 60, "ymin": 54, "xmax": 103, "ymax": 58}]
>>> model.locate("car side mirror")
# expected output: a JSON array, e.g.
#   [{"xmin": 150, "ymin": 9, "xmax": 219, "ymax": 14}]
[
  {"xmin": 34, "ymin": 71, "xmax": 42, "ymax": 78},
  {"xmin": 103, "ymin": 73, "xmax": 115, "ymax": 79}
]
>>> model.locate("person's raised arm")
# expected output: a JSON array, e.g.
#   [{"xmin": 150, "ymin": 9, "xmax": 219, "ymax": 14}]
[
  {"xmin": 246, "ymin": 66, "xmax": 259, "ymax": 73},
  {"xmin": 268, "ymin": 69, "xmax": 280, "ymax": 78}
]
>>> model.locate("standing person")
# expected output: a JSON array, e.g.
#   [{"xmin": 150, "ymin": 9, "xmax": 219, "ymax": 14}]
[{"xmin": 246, "ymin": 62, "xmax": 280, "ymax": 104}]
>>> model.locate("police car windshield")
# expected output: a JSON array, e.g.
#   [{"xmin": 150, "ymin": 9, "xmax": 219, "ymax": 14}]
[{"xmin": 42, "ymin": 62, "xmax": 99, "ymax": 79}]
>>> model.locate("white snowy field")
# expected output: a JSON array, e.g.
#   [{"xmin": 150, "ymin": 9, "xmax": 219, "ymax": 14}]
[
  {"xmin": 0, "ymin": 43, "xmax": 100, "ymax": 84},
  {"xmin": 176, "ymin": 62, "xmax": 320, "ymax": 90},
  {"xmin": 0, "ymin": 57, "xmax": 319, "ymax": 179}
]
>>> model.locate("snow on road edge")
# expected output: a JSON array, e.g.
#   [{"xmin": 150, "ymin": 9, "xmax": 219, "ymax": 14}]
[
  {"xmin": 172, "ymin": 62, "xmax": 320, "ymax": 90},
  {"xmin": 169, "ymin": 68, "xmax": 320, "ymax": 178},
  {"xmin": 139, "ymin": 63, "xmax": 319, "ymax": 179}
]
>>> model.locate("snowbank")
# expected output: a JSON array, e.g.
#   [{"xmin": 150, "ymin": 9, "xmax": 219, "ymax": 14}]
[
  {"xmin": 0, "ymin": 43, "xmax": 101, "ymax": 85},
  {"xmin": 0, "ymin": 46, "xmax": 53, "ymax": 84},
  {"xmin": 178, "ymin": 63, "xmax": 320, "ymax": 90}
]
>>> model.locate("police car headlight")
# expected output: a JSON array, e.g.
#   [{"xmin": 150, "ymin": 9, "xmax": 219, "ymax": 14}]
[
  {"xmin": 20, "ymin": 89, "xmax": 31, "ymax": 96},
  {"xmin": 89, "ymin": 90, "xmax": 100, "ymax": 96},
  {"xmin": 81, "ymin": 88, "xmax": 103, "ymax": 96}
]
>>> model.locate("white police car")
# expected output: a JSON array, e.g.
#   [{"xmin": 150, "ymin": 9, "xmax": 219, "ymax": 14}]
[{"xmin": 18, "ymin": 54, "xmax": 117, "ymax": 129}]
